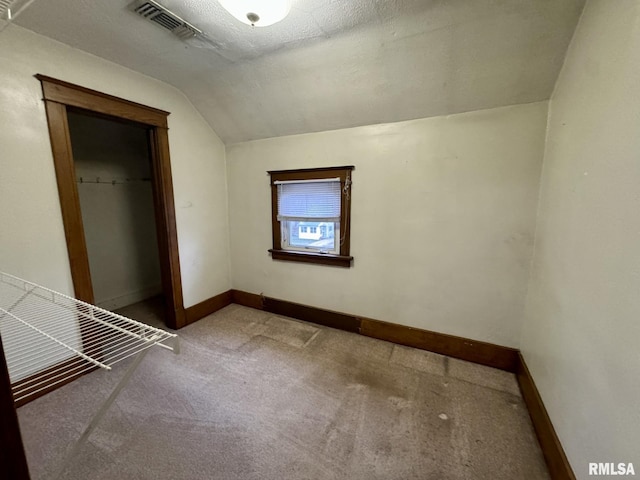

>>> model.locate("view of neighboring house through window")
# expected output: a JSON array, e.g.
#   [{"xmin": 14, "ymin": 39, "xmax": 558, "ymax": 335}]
[
  {"xmin": 268, "ymin": 166, "xmax": 354, "ymax": 267},
  {"xmin": 287, "ymin": 221, "xmax": 335, "ymax": 250}
]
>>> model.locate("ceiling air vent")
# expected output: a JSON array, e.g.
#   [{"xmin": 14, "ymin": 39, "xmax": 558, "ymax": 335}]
[
  {"xmin": 130, "ymin": 0, "xmax": 202, "ymax": 40},
  {"xmin": 1, "ymin": 0, "xmax": 17, "ymax": 19}
]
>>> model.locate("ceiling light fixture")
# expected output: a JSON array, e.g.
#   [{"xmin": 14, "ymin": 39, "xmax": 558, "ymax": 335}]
[{"xmin": 217, "ymin": 0, "xmax": 292, "ymax": 27}]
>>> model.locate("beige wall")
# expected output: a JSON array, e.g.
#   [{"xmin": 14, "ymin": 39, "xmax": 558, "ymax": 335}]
[
  {"xmin": 522, "ymin": 0, "xmax": 640, "ymax": 476},
  {"xmin": 0, "ymin": 25, "xmax": 230, "ymax": 308},
  {"xmin": 227, "ymin": 102, "xmax": 548, "ymax": 347}
]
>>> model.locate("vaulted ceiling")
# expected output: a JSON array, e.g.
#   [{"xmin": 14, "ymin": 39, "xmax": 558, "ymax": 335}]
[{"xmin": 12, "ymin": 0, "xmax": 585, "ymax": 144}]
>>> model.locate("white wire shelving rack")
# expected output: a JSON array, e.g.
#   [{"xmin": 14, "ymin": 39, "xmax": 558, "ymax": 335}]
[{"xmin": 0, "ymin": 271, "xmax": 179, "ymax": 478}]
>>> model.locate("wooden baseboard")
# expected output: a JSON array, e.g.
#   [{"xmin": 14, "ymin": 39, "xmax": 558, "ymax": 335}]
[
  {"xmin": 230, "ymin": 290, "xmax": 517, "ymax": 372},
  {"xmin": 230, "ymin": 289, "xmax": 264, "ymax": 310},
  {"xmin": 360, "ymin": 317, "xmax": 519, "ymax": 372},
  {"xmin": 232, "ymin": 290, "xmax": 360, "ymax": 333},
  {"xmin": 11, "ymin": 358, "xmax": 97, "ymax": 408},
  {"xmin": 184, "ymin": 290, "xmax": 233, "ymax": 326},
  {"xmin": 517, "ymin": 353, "xmax": 576, "ymax": 480},
  {"xmin": 264, "ymin": 297, "xmax": 361, "ymax": 333}
]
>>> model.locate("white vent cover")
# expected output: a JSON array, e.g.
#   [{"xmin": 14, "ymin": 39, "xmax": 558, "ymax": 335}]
[{"xmin": 130, "ymin": 0, "xmax": 202, "ymax": 40}]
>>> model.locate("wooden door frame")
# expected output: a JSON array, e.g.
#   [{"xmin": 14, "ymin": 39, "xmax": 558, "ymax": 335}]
[{"xmin": 36, "ymin": 75, "xmax": 186, "ymax": 329}]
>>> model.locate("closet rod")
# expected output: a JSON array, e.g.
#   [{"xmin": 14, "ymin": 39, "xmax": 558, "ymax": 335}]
[{"xmin": 76, "ymin": 177, "xmax": 151, "ymax": 185}]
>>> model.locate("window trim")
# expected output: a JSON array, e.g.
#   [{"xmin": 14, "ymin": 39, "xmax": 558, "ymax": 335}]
[{"xmin": 268, "ymin": 166, "xmax": 354, "ymax": 267}]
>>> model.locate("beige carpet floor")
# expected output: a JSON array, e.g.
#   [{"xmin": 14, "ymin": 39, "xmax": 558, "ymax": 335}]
[{"xmin": 17, "ymin": 301, "xmax": 549, "ymax": 480}]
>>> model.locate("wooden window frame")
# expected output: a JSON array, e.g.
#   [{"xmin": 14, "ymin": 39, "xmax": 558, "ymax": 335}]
[{"xmin": 268, "ymin": 166, "xmax": 354, "ymax": 268}]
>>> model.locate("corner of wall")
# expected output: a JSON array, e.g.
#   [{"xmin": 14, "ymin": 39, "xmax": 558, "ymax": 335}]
[{"xmin": 519, "ymin": 0, "xmax": 587, "ymax": 353}]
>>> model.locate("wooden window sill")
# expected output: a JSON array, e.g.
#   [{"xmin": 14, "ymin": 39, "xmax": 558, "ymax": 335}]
[{"xmin": 268, "ymin": 249, "xmax": 353, "ymax": 267}]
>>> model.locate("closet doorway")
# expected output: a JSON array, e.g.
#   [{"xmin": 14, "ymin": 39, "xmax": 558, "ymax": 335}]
[
  {"xmin": 37, "ymin": 75, "xmax": 185, "ymax": 329},
  {"xmin": 68, "ymin": 111, "xmax": 162, "ymax": 313}
]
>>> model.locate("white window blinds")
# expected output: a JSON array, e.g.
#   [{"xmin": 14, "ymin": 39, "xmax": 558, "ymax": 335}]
[{"xmin": 276, "ymin": 178, "xmax": 341, "ymax": 222}]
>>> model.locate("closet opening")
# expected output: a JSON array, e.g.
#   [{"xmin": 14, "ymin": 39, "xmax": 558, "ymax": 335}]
[
  {"xmin": 37, "ymin": 75, "xmax": 185, "ymax": 330},
  {"xmin": 67, "ymin": 109, "xmax": 164, "ymax": 319}
]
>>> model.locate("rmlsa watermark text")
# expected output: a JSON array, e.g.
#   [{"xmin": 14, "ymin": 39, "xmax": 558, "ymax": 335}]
[{"xmin": 589, "ymin": 463, "xmax": 635, "ymax": 476}]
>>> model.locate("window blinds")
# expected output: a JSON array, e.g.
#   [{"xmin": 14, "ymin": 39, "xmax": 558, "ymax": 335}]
[{"xmin": 276, "ymin": 178, "xmax": 341, "ymax": 222}]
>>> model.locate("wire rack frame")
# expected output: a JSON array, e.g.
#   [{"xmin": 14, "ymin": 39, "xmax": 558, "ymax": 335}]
[{"xmin": 0, "ymin": 271, "xmax": 179, "ymax": 405}]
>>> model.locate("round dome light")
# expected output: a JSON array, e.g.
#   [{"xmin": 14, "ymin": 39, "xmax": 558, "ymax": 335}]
[{"xmin": 217, "ymin": 0, "xmax": 292, "ymax": 27}]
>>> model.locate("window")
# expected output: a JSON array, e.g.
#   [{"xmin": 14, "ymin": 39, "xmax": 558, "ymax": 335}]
[{"xmin": 268, "ymin": 166, "xmax": 354, "ymax": 267}]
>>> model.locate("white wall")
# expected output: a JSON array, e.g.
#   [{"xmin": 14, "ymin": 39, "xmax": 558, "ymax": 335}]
[
  {"xmin": 0, "ymin": 25, "xmax": 230, "ymax": 308},
  {"xmin": 227, "ymin": 102, "xmax": 548, "ymax": 347},
  {"xmin": 68, "ymin": 112, "xmax": 162, "ymax": 310},
  {"xmin": 522, "ymin": 1, "xmax": 640, "ymax": 476}
]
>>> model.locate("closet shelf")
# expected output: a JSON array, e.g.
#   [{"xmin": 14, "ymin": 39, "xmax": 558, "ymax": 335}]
[
  {"xmin": 0, "ymin": 271, "xmax": 178, "ymax": 405},
  {"xmin": 1, "ymin": 271, "xmax": 179, "ymax": 478}
]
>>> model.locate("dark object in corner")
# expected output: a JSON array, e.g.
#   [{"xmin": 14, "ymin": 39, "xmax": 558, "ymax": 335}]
[{"xmin": 0, "ymin": 335, "xmax": 31, "ymax": 480}]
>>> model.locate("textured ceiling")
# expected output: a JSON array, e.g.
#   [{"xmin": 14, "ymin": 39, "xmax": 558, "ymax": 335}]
[{"xmin": 13, "ymin": 0, "xmax": 585, "ymax": 144}]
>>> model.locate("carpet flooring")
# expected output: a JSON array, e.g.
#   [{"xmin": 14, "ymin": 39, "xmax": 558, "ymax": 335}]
[{"xmin": 17, "ymin": 301, "xmax": 549, "ymax": 480}]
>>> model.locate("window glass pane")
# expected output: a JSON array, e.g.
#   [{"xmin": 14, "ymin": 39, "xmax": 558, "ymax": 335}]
[{"xmin": 286, "ymin": 221, "xmax": 337, "ymax": 252}]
